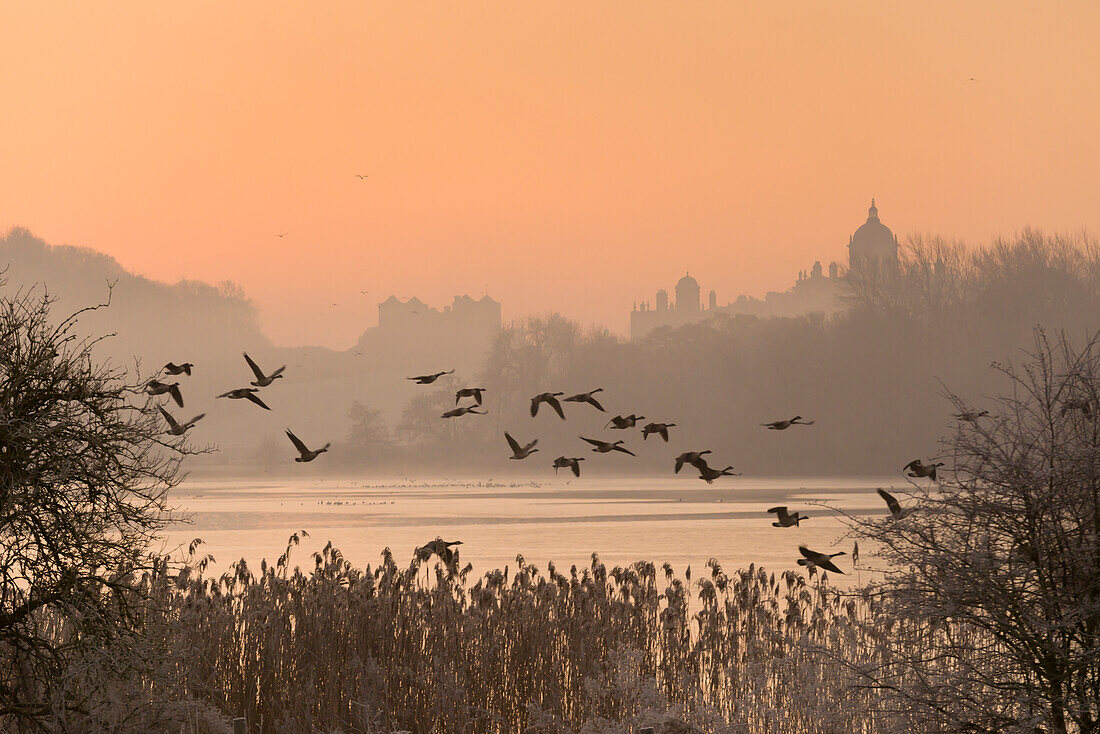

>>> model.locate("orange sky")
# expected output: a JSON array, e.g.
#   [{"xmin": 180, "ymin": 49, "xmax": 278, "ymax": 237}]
[{"xmin": 2, "ymin": 2, "xmax": 1099, "ymax": 348}]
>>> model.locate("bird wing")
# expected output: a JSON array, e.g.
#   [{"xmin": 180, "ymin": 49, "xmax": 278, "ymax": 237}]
[
  {"xmin": 270, "ymin": 365, "xmax": 286, "ymax": 378},
  {"xmin": 505, "ymin": 432, "xmax": 521, "ymax": 453},
  {"xmin": 580, "ymin": 436, "xmax": 603, "ymax": 447},
  {"xmin": 530, "ymin": 398, "xmax": 540, "ymax": 417},
  {"xmin": 169, "ymin": 385, "xmax": 184, "ymax": 408},
  {"xmin": 674, "ymin": 457, "xmax": 685, "ymax": 473},
  {"xmin": 243, "ymin": 353, "xmax": 266, "ymax": 381},
  {"xmin": 474, "ymin": 390, "xmax": 483, "ymax": 406},
  {"xmin": 767, "ymin": 506, "xmax": 788, "ymax": 519},
  {"xmin": 548, "ymin": 397, "xmax": 565, "ymax": 420},
  {"xmin": 571, "ymin": 461, "xmax": 581, "ymax": 478},
  {"xmin": 455, "ymin": 392, "xmax": 463, "ymax": 405},
  {"xmin": 605, "ymin": 417, "xmax": 618, "ymax": 429},
  {"xmin": 286, "ymin": 430, "xmax": 309, "ymax": 454},
  {"xmin": 819, "ymin": 558, "xmax": 845, "ymax": 574},
  {"xmin": 798, "ymin": 545, "xmax": 820, "ymax": 562},
  {"xmin": 186, "ymin": 413, "xmax": 205, "ymax": 426},
  {"xmin": 613, "ymin": 445, "xmax": 636, "ymax": 456},
  {"xmin": 877, "ymin": 488, "xmax": 902, "ymax": 515},
  {"xmin": 588, "ymin": 396, "xmax": 606, "ymax": 412},
  {"xmin": 690, "ymin": 457, "xmax": 711, "ymax": 471},
  {"xmin": 902, "ymin": 460, "xmax": 921, "ymax": 472},
  {"xmin": 246, "ymin": 392, "xmax": 272, "ymax": 410},
  {"xmin": 157, "ymin": 406, "xmax": 181, "ymax": 430},
  {"xmin": 658, "ymin": 426, "xmax": 669, "ymax": 442},
  {"xmin": 524, "ymin": 439, "xmax": 539, "ymax": 451}
]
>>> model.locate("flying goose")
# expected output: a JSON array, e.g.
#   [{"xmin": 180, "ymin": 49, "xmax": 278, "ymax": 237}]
[
  {"xmin": 217, "ymin": 387, "xmax": 271, "ymax": 411},
  {"xmin": 698, "ymin": 464, "xmax": 740, "ymax": 484},
  {"xmin": 244, "ymin": 353, "xmax": 286, "ymax": 387},
  {"xmin": 553, "ymin": 456, "xmax": 585, "ymax": 477},
  {"xmin": 505, "ymin": 432, "xmax": 539, "ymax": 460},
  {"xmin": 877, "ymin": 488, "xmax": 915, "ymax": 519},
  {"xmin": 953, "ymin": 410, "xmax": 988, "ymax": 422},
  {"xmin": 157, "ymin": 406, "xmax": 204, "ymax": 436},
  {"xmin": 408, "ymin": 369, "xmax": 454, "ymax": 385},
  {"xmin": 767, "ymin": 506, "xmax": 807, "ymax": 527},
  {"xmin": 762, "ymin": 416, "xmax": 814, "ymax": 430},
  {"xmin": 163, "ymin": 362, "xmax": 193, "ymax": 376},
  {"xmin": 562, "ymin": 389, "xmax": 606, "ymax": 412},
  {"xmin": 674, "ymin": 450, "xmax": 712, "ymax": 474},
  {"xmin": 415, "ymin": 538, "xmax": 463, "ymax": 564},
  {"xmin": 455, "ymin": 387, "xmax": 486, "ymax": 405},
  {"xmin": 1061, "ymin": 398, "xmax": 1093, "ymax": 420},
  {"xmin": 442, "ymin": 405, "xmax": 486, "ymax": 418},
  {"xmin": 606, "ymin": 414, "xmax": 644, "ymax": 430},
  {"xmin": 902, "ymin": 459, "xmax": 943, "ymax": 481},
  {"xmin": 531, "ymin": 392, "xmax": 566, "ymax": 420},
  {"xmin": 641, "ymin": 422, "xmax": 676, "ymax": 442},
  {"xmin": 286, "ymin": 429, "xmax": 330, "ymax": 462},
  {"xmin": 797, "ymin": 546, "xmax": 846, "ymax": 574},
  {"xmin": 145, "ymin": 380, "xmax": 184, "ymax": 408},
  {"xmin": 580, "ymin": 436, "xmax": 636, "ymax": 456}
]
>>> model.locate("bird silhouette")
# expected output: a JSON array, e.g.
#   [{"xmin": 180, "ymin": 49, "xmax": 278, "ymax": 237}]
[
  {"xmin": 580, "ymin": 436, "xmax": 636, "ymax": 456},
  {"xmin": 553, "ymin": 456, "xmax": 585, "ymax": 477},
  {"xmin": 157, "ymin": 406, "xmax": 204, "ymax": 436},
  {"xmin": 408, "ymin": 370, "xmax": 454, "ymax": 385},
  {"xmin": 762, "ymin": 416, "xmax": 814, "ymax": 430},
  {"xmin": 606, "ymin": 414, "xmax": 644, "ymax": 430},
  {"xmin": 697, "ymin": 464, "xmax": 740, "ymax": 484},
  {"xmin": 217, "ymin": 387, "xmax": 271, "ymax": 411},
  {"xmin": 505, "ymin": 432, "xmax": 539, "ymax": 460},
  {"xmin": 244, "ymin": 353, "xmax": 286, "ymax": 387},
  {"xmin": 145, "ymin": 380, "xmax": 184, "ymax": 408},
  {"xmin": 1061, "ymin": 398, "xmax": 1093, "ymax": 420},
  {"xmin": 877, "ymin": 488, "xmax": 915, "ymax": 519},
  {"xmin": 356, "ymin": 174, "xmax": 369, "ymax": 179},
  {"xmin": 415, "ymin": 538, "xmax": 463, "ymax": 564},
  {"xmin": 286, "ymin": 429, "xmax": 330, "ymax": 462},
  {"xmin": 902, "ymin": 460, "xmax": 943, "ymax": 481},
  {"xmin": 954, "ymin": 410, "xmax": 988, "ymax": 421},
  {"xmin": 442, "ymin": 405, "xmax": 486, "ymax": 418},
  {"xmin": 562, "ymin": 389, "xmax": 606, "ymax": 412},
  {"xmin": 531, "ymin": 392, "xmax": 566, "ymax": 419},
  {"xmin": 163, "ymin": 362, "xmax": 193, "ymax": 376},
  {"xmin": 767, "ymin": 506, "xmax": 807, "ymax": 527},
  {"xmin": 797, "ymin": 546, "xmax": 846, "ymax": 574},
  {"xmin": 276, "ymin": 232, "xmax": 288, "ymax": 238},
  {"xmin": 641, "ymin": 422, "xmax": 676, "ymax": 442},
  {"xmin": 674, "ymin": 450, "xmax": 712, "ymax": 474},
  {"xmin": 455, "ymin": 387, "xmax": 486, "ymax": 405}
]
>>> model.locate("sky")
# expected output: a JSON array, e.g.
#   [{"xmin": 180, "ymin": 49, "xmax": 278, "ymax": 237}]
[{"xmin": 2, "ymin": 1, "xmax": 1099, "ymax": 348}]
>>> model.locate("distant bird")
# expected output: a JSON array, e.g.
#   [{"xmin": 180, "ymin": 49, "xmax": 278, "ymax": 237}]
[
  {"xmin": 408, "ymin": 370, "xmax": 454, "ymax": 385},
  {"xmin": 641, "ymin": 422, "xmax": 676, "ymax": 442},
  {"xmin": 145, "ymin": 380, "xmax": 184, "ymax": 408},
  {"xmin": 553, "ymin": 456, "xmax": 585, "ymax": 477},
  {"xmin": 415, "ymin": 538, "xmax": 463, "ymax": 564},
  {"xmin": 276, "ymin": 232, "xmax": 288, "ymax": 238},
  {"xmin": 157, "ymin": 406, "xmax": 204, "ymax": 436},
  {"xmin": 762, "ymin": 416, "xmax": 814, "ymax": 430},
  {"xmin": 455, "ymin": 387, "xmax": 486, "ymax": 406},
  {"xmin": 674, "ymin": 450, "xmax": 712, "ymax": 474},
  {"xmin": 877, "ymin": 488, "xmax": 915, "ymax": 519},
  {"xmin": 580, "ymin": 436, "xmax": 636, "ymax": 456},
  {"xmin": 1061, "ymin": 398, "xmax": 1093, "ymax": 420},
  {"xmin": 697, "ymin": 464, "xmax": 740, "ymax": 484},
  {"xmin": 442, "ymin": 405, "xmax": 486, "ymax": 418},
  {"xmin": 286, "ymin": 429, "xmax": 330, "ymax": 462},
  {"xmin": 163, "ymin": 362, "xmax": 193, "ymax": 376},
  {"xmin": 797, "ymin": 545, "xmax": 846, "ymax": 574},
  {"xmin": 217, "ymin": 387, "xmax": 271, "ymax": 411},
  {"xmin": 505, "ymin": 432, "xmax": 539, "ymax": 460},
  {"xmin": 606, "ymin": 414, "xmax": 644, "ymax": 430},
  {"xmin": 562, "ymin": 389, "xmax": 606, "ymax": 412},
  {"xmin": 356, "ymin": 174, "xmax": 369, "ymax": 179},
  {"xmin": 244, "ymin": 353, "xmax": 286, "ymax": 387},
  {"xmin": 767, "ymin": 506, "xmax": 807, "ymax": 527},
  {"xmin": 954, "ymin": 410, "xmax": 988, "ymax": 422},
  {"xmin": 902, "ymin": 460, "xmax": 943, "ymax": 481},
  {"xmin": 531, "ymin": 392, "xmax": 566, "ymax": 420}
]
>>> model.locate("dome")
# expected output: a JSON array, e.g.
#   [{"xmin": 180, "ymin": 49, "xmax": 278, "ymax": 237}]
[
  {"xmin": 676, "ymin": 273, "xmax": 699, "ymax": 290},
  {"xmin": 675, "ymin": 272, "xmax": 701, "ymax": 312},
  {"xmin": 848, "ymin": 199, "xmax": 898, "ymax": 271}
]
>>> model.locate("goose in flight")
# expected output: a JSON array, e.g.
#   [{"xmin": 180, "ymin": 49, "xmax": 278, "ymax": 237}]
[
  {"xmin": 553, "ymin": 456, "xmax": 585, "ymax": 477},
  {"xmin": 145, "ymin": 380, "xmax": 184, "ymax": 408},
  {"xmin": 641, "ymin": 422, "xmax": 676, "ymax": 442},
  {"xmin": 902, "ymin": 459, "xmax": 943, "ymax": 481},
  {"xmin": 580, "ymin": 436, "xmax": 636, "ymax": 456},
  {"xmin": 455, "ymin": 387, "xmax": 486, "ymax": 406},
  {"xmin": 275, "ymin": 232, "xmax": 288, "ymax": 238},
  {"xmin": 157, "ymin": 406, "xmax": 204, "ymax": 436},
  {"xmin": 697, "ymin": 464, "xmax": 740, "ymax": 484},
  {"xmin": 954, "ymin": 410, "xmax": 988, "ymax": 422},
  {"xmin": 797, "ymin": 546, "xmax": 846, "ymax": 574},
  {"xmin": 286, "ymin": 429, "xmax": 330, "ymax": 462},
  {"xmin": 762, "ymin": 416, "xmax": 814, "ymax": 430},
  {"xmin": 505, "ymin": 432, "xmax": 539, "ymax": 460},
  {"xmin": 442, "ymin": 405, "xmax": 486, "ymax": 418},
  {"xmin": 606, "ymin": 414, "xmax": 644, "ymax": 430},
  {"xmin": 674, "ymin": 451, "xmax": 712, "ymax": 474},
  {"xmin": 531, "ymin": 392, "xmax": 566, "ymax": 419},
  {"xmin": 408, "ymin": 369, "xmax": 454, "ymax": 385},
  {"xmin": 767, "ymin": 506, "xmax": 807, "ymax": 527},
  {"xmin": 562, "ymin": 389, "xmax": 606, "ymax": 412},
  {"xmin": 1061, "ymin": 398, "xmax": 1093, "ymax": 420},
  {"xmin": 244, "ymin": 353, "xmax": 286, "ymax": 387},
  {"xmin": 877, "ymin": 488, "xmax": 915, "ymax": 519},
  {"xmin": 217, "ymin": 387, "xmax": 271, "ymax": 411},
  {"xmin": 355, "ymin": 174, "xmax": 369, "ymax": 179},
  {"xmin": 163, "ymin": 362, "xmax": 193, "ymax": 376},
  {"xmin": 415, "ymin": 538, "xmax": 463, "ymax": 564}
]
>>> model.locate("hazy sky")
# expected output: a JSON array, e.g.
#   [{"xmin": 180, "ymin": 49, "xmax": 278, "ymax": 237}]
[{"xmin": 2, "ymin": 2, "xmax": 1099, "ymax": 348}]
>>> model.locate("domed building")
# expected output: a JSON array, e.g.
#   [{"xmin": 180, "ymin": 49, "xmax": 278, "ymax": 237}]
[
  {"xmin": 848, "ymin": 199, "xmax": 898, "ymax": 272},
  {"xmin": 675, "ymin": 273, "xmax": 700, "ymax": 312}
]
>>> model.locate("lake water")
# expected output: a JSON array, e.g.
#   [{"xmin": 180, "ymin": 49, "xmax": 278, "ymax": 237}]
[{"xmin": 161, "ymin": 475, "xmax": 898, "ymax": 584}]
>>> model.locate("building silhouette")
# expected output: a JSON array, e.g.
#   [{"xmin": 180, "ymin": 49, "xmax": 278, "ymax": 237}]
[
  {"xmin": 631, "ymin": 200, "xmax": 897, "ymax": 339},
  {"xmin": 357, "ymin": 294, "xmax": 501, "ymax": 371}
]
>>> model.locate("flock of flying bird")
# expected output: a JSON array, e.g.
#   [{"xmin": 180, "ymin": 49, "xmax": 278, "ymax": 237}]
[{"xmin": 145, "ymin": 359, "xmax": 981, "ymax": 576}]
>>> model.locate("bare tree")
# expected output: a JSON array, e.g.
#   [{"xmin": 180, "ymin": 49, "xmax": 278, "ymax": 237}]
[
  {"xmin": 0, "ymin": 284, "xmax": 201, "ymax": 728},
  {"xmin": 849, "ymin": 330, "xmax": 1100, "ymax": 733}
]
